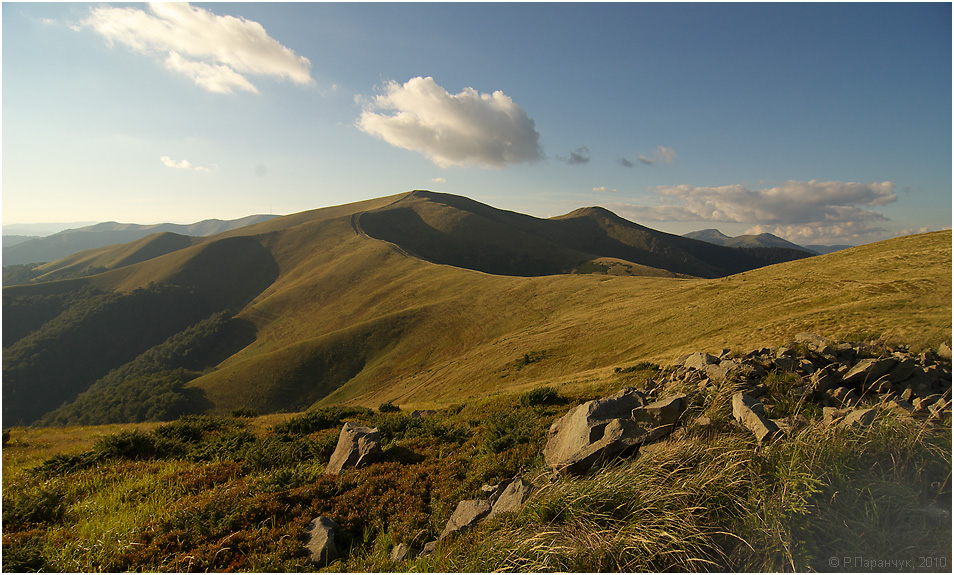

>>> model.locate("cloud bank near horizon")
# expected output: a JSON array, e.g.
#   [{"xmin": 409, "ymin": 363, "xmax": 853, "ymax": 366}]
[
  {"xmin": 357, "ymin": 76, "xmax": 543, "ymax": 169},
  {"xmin": 611, "ymin": 180, "xmax": 899, "ymax": 244},
  {"xmin": 82, "ymin": 3, "xmax": 313, "ymax": 94}
]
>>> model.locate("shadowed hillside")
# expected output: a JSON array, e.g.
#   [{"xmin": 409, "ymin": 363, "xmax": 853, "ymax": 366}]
[{"xmin": 2, "ymin": 191, "xmax": 949, "ymax": 424}]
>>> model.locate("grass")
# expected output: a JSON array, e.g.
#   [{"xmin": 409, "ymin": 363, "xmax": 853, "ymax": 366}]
[{"xmin": 3, "ymin": 361, "xmax": 949, "ymax": 572}]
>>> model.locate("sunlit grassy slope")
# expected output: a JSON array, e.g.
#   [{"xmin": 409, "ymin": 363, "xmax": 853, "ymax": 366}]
[{"xmin": 10, "ymin": 191, "xmax": 951, "ymax": 417}]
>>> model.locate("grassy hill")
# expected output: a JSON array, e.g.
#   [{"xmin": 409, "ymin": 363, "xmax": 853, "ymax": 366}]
[{"xmin": 2, "ymin": 191, "xmax": 950, "ymax": 425}]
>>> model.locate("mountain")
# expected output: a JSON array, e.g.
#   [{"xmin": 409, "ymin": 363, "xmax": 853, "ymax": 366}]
[
  {"xmin": 3, "ymin": 190, "xmax": 950, "ymax": 426},
  {"xmin": 2, "ymin": 221, "xmax": 98, "ymax": 236},
  {"xmin": 2, "ymin": 235, "xmax": 40, "ymax": 247},
  {"xmin": 1, "ymin": 214, "xmax": 280, "ymax": 266},
  {"xmin": 683, "ymin": 228, "xmax": 818, "ymax": 253},
  {"xmin": 802, "ymin": 244, "xmax": 854, "ymax": 255}
]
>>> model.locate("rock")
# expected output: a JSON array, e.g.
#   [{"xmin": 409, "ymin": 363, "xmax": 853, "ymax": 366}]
[
  {"xmin": 774, "ymin": 355, "xmax": 798, "ymax": 372},
  {"xmin": 809, "ymin": 366, "xmax": 841, "ymax": 394},
  {"xmin": 795, "ymin": 333, "xmax": 830, "ymax": 349},
  {"xmin": 543, "ymin": 388, "xmax": 649, "ymax": 475},
  {"xmin": 306, "ymin": 516, "xmax": 341, "ymax": 567},
  {"xmin": 390, "ymin": 543, "xmax": 415, "ymax": 563},
  {"xmin": 938, "ymin": 343, "xmax": 953, "ymax": 361},
  {"xmin": 862, "ymin": 375, "xmax": 895, "ymax": 395},
  {"xmin": 823, "ymin": 407, "xmax": 851, "ymax": 425},
  {"xmin": 421, "ymin": 541, "xmax": 438, "ymax": 556},
  {"xmin": 798, "ymin": 359, "xmax": 817, "ymax": 374},
  {"xmin": 732, "ymin": 392, "xmax": 780, "ymax": 442},
  {"xmin": 840, "ymin": 408, "xmax": 876, "ymax": 428},
  {"xmin": 684, "ymin": 352, "xmax": 720, "ymax": 370},
  {"xmin": 631, "ymin": 394, "xmax": 688, "ymax": 443},
  {"xmin": 913, "ymin": 394, "xmax": 942, "ymax": 412},
  {"xmin": 828, "ymin": 386, "xmax": 861, "ymax": 407},
  {"xmin": 410, "ymin": 410, "xmax": 436, "ymax": 419},
  {"xmin": 325, "ymin": 422, "xmax": 383, "ymax": 475},
  {"xmin": 488, "ymin": 477, "xmax": 531, "ymax": 519},
  {"xmin": 887, "ymin": 358, "xmax": 919, "ymax": 384},
  {"xmin": 439, "ymin": 499, "xmax": 491, "ymax": 539},
  {"xmin": 748, "ymin": 383, "xmax": 769, "ymax": 399},
  {"xmin": 842, "ymin": 357, "xmax": 899, "ymax": 387},
  {"xmin": 885, "ymin": 398, "xmax": 915, "ymax": 417}
]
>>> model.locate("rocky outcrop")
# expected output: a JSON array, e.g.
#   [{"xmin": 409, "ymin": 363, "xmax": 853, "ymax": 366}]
[
  {"xmin": 325, "ymin": 421, "xmax": 383, "ymax": 475},
  {"xmin": 488, "ymin": 477, "xmax": 531, "ymax": 519},
  {"xmin": 439, "ymin": 499, "xmax": 492, "ymax": 539},
  {"xmin": 306, "ymin": 516, "xmax": 341, "ymax": 567}
]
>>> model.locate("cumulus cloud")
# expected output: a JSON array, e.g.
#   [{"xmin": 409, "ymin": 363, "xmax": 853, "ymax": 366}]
[
  {"xmin": 559, "ymin": 146, "xmax": 591, "ymax": 165},
  {"xmin": 82, "ymin": 3, "xmax": 313, "ymax": 94},
  {"xmin": 160, "ymin": 155, "xmax": 213, "ymax": 172},
  {"xmin": 613, "ymin": 180, "xmax": 898, "ymax": 244},
  {"xmin": 356, "ymin": 76, "xmax": 543, "ymax": 168}
]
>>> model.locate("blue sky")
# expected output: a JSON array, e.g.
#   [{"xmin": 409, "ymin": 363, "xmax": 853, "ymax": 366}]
[{"xmin": 3, "ymin": 2, "xmax": 951, "ymax": 245}]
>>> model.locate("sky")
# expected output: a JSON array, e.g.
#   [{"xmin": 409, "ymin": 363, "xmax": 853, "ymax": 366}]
[{"xmin": 2, "ymin": 2, "xmax": 951, "ymax": 246}]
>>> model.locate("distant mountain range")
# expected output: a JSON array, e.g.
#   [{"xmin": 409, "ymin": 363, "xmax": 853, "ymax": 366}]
[
  {"xmin": 2, "ymin": 215, "xmax": 280, "ymax": 266},
  {"xmin": 682, "ymin": 228, "xmax": 852, "ymax": 255}
]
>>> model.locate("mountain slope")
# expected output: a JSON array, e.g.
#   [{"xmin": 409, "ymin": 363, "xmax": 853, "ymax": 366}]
[
  {"xmin": 2, "ymin": 214, "xmax": 279, "ymax": 266},
  {"xmin": 2, "ymin": 191, "xmax": 949, "ymax": 424},
  {"xmin": 684, "ymin": 228, "xmax": 817, "ymax": 253}
]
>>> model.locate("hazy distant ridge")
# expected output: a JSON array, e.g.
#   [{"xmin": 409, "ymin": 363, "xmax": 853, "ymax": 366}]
[
  {"xmin": 2, "ymin": 214, "xmax": 280, "ymax": 266},
  {"xmin": 682, "ymin": 228, "xmax": 851, "ymax": 255}
]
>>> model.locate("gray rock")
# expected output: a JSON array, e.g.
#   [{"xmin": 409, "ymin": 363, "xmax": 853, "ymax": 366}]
[
  {"xmin": 795, "ymin": 333, "xmax": 830, "ymax": 349},
  {"xmin": 421, "ymin": 540, "xmax": 438, "ymax": 556},
  {"xmin": 306, "ymin": 516, "xmax": 341, "ymax": 567},
  {"xmin": 732, "ymin": 392, "xmax": 780, "ymax": 442},
  {"xmin": 842, "ymin": 357, "xmax": 899, "ymax": 387},
  {"xmin": 543, "ymin": 388, "xmax": 649, "ymax": 475},
  {"xmin": 488, "ymin": 477, "xmax": 531, "ymax": 519},
  {"xmin": 390, "ymin": 543, "xmax": 415, "ymax": 563},
  {"xmin": 938, "ymin": 342, "xmax": 953, "ymax": 361},
  {"xmin": 886, "ymin": 398, "xmax": 915, "ymax": 416},
  {"xmin": 631, "ymin": 394, "xmax": 688, "ymax": 443},
  {"xmin": 774, "ymin": 355, "xmax": 798, "ymax": 372},
  {"xmin": 841, "ymin": 408, "xmax": 876, "ymax": 428},
  {"xmin": 887, "ymin": 358, "xmax": 919, "ymax": 384},
  {"xmin": 828, "ymin": 386, "xmax": 861, "ymax": 407},
  {"xmin": 325, "ymin": 421, "xmax": 383, "ymax": 475},
  {"xmin": 410, "ymin": 409, "xmax": 437, "ymax": 419},
  {"xmin": 810, "ymin": 366, "xmax": 841, "ymax": 394},
  {"xmin": 439, "ymin": 499, "xmax": 491, "ymax": 539},
  {"xmin": 823, "ymin": 407, "xmax": 851, "ymax": 426},
  {"xmin": 684, "ymin": 352, "xmax": 720, "ymax": 370}
]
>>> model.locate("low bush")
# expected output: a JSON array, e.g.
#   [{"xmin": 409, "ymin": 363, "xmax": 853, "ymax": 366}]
[{"xmin": 518, "ymin": 386, "xmax": 561, "ymax": 407}]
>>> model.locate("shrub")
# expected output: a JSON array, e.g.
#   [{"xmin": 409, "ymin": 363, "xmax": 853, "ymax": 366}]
[
  {"xmin": 272, "ymin": 406, "xmax": 375, "ymax": 436},
  {"xmin": 378, "ymin": 401, "xmax": 401, "ymax": 413},
  {"xmin": 518, "ymin": 386, "xmax": 561, "ymax": 407},
  {"xmin": 231, "ymin": 407, "xmax": 258, "ymax": 418},
  {"xmin": 94, "ymin": 430, "xmax": 174, "ymax": 461},
  {"xmin": 2, "ymin": 486, "xmax": 66, "ymax": 529}
]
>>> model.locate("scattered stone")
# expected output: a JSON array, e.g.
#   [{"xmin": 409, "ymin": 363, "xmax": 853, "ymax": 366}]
[
  {"xmin": 631, "ymin": 394, "xmax": 688, "ymax": 443},
  {"xmin": 748, "ymin": 383, "xmax": 769, "ymax": 399},
  {"xmin": 842, "ymin": 357, "xmax": 898, "ymax": 387},
  {"xmin": 325, "ymin": 422, "xmax": 383, "ymax": 475},
  {"xmin": 810, "ymin": 366, "xmax": 841, "ymax": 394},
  {"xmin": 828, "ymin": 386, "xmax": 861, "ymax": 408},
  {"xmin": 684, "ymin": 352, "xmax": 720, "ymax": 370},
  {"xmin": 421, "ymin": 541, "xmax": 438, "ymax": 556},
  {"xmin": 732, "ymin": 392, "xmax": 780, "ymax": 442},
  {"xmin": 774, "ymin": 355, "xmax": 798, "ymax": 372},
  {"xmin": 488, "ymin": 477, "xmax": 531, "ymax": 519},
  {"xmin": 410, "ymin": 410, "xmax": 436, "ymax": 419},
  {"xmin": 390, "ymin": 543, "xmax": 415, "ymax": 563},
  {"xmin": 885, "ymin": 398, "xmax": 915, "ymax": 417},
  {"xmin": 798, "ymin": 359, "xmax": 817, "ymax": 374},
  {"xmin": 439, "ymin": 499, "xmax": 492, "ymax": 539},
  {"xmin": 306, "ymin": 516, "xmax": 341, "ymax": 567},
  {"xmin": 840, "ymin": 408, "xmax": 876, "ymax": 428},
  {"xmin": 938, "ymin": 343, "xmax": 953, "ymax": 361}
]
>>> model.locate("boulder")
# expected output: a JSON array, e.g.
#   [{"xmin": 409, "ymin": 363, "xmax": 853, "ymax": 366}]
[
  {"xmin": 684, "ymin": 352, "xmax": 720, "ymax": 371},
  {"xmin": 631, "ymin": 394, "xmax": 688, "ymax": 443},
  {"xmin": 732, "ymin": 392, "xmax": 779, "ymax": 442},
  {"xmin": 325, "ymin": 422, "xmax": 383, "ymax": 475},
  {"xmin": 842, "ymin": 357, "xmax": 898, "ymax": 387},
  {"xmin": 543, "ymin": 388, "xmax": 649, "ymax": 475},
  {"xmin": 841, "ymin": 408, "xmax": 876, "ymax": 428},
  {"xmin": 809, "ymin": 366, "xmax": 841, "ymax": 394},
  {"xmin": 823, "ymin": 407, "xmax": 851, "ymax": 426},
  {"xmin": 439, "ymin": 499, "xmax": 491, "ymax": 539},
  {"xmin": 774, "ymin": 355, "xmax": 798, "ymax": 372},
  {"xmin": 488, "ymin": 477, "xmax": 531, "ymax": 519},
  {"xmin": 938, "ymin": 342, "xmax": 953, "ymax": 361},
  {"xmin": 306, "ymin": 516, "xmax": 341, "ymax": 567},
  {"xmin": 421, "ymin": 540, "xmax": 438, "ymax": 556},
  {"xmin": 827, "ymin": 386, "xmax": 861, "ymax": 408}
]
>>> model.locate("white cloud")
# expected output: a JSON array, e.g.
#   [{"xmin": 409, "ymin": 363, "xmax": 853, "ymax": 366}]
[
  {"xmin": 356, "ymin": 76, "xmax": 543, "ymax": 168},
  {"xmin": 611, "ymin": 180, "xmax": 898, "ymax": 244},
  {"xmin": 430, "ymin": 177, "xmax": 447, "ymax": 184},
  {"xmin": 592, "ymin": 186, "xmax": 618, "ymax": 193},
  {"xmin": 82, "ymin": 3, "xmax": 313, "ymax": 94},
  {"xmin": 160, "ymin": 155, "xmax": 213, "ymax": 172}
]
